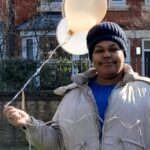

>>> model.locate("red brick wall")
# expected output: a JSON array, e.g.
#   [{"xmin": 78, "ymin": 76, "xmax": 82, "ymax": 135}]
[
  {"xmin": 0, "ymin": 0, "xmax": 38, "ymax": 24},
  {"xmin": 130, "ymin": 38, "xmax": 142, "ymax": 75},
  {"xmin": 14, "ymin": 0, "xmax": 38, "ymax": 24},
  {"xmin": 0, "ymin": 0, "xmax": 7, "ymax": 21},
  {"xmin": 105, "ymin": 0, "xmax": 144, "ymax": 29}
]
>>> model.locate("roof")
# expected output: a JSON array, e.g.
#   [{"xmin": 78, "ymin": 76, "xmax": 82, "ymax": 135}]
[{"xmin": 17, "ymin": 13, "xmax": 62, "ymax": 31}]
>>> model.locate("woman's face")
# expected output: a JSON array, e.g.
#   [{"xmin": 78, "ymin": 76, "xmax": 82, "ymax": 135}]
[{"xmin": 92, "ymin": 40, "xmax": 125, "ymax": 81}]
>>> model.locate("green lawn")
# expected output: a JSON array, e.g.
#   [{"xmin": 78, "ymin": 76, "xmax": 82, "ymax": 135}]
[{"xmin": 0, "ymin": 147, "xmax": 37, "ymax": 150}]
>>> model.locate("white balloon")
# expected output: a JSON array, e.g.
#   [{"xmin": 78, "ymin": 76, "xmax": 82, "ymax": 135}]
[
  {"xmin": 63, "ymin": 0, "xmax": 107, "ymax": 32},
  {"xmin": 57, "ymin": 0, "xmax": 107, "ymax": 55},
  {"xmin": 56, "ymin": 18, "xmax": 88, "ymax": 55}
]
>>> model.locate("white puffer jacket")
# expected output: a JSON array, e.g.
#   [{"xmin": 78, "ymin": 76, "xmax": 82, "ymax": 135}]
[{"xmin": 25, "ymin": 64, "xmax": 150, "ymax": 150}]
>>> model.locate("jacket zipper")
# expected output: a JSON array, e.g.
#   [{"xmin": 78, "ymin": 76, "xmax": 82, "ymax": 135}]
[
  {"xmin": 101, "ymin": 83, "xmax": 122, "ymax": 150},
  {"xmin": 83, "ymin": 85, "xmax": 103, "ymax": 143},
  {"xmin": 83, "ymin": 83, "xmax": 123, "ymax": 149}
]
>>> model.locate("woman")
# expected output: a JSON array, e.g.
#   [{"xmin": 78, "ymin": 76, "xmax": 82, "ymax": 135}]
[{"xmin": 3, "ymin": 22, "xmax": 150, "ymax": 150}]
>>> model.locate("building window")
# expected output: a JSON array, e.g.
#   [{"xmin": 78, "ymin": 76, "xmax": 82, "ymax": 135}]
[
  {"xmin": 37, "ymin": 0, "xmax": 61, "ymax": 12},
  {"xmin": 109, "ymin": 0, "xmax": 126, "ymax": 6},
  {"xmin": 142, "ymin": 0, "xmax": 150, "ymax": 10},
  {"xmin": 26, "ymin": 39, "xmax": 33, "ymax": 59},
  {"xmin": 22, "ymin": 37, "xmax": 38, "ymax": 60},
  {"xmin": 145, "ymin": 0, "xmax": 150, "ymax": 4},
  {"xmin": 144, "ymin": 40, "xmax": 150, "ymax": 49},
  {"xmin": 124, "ymin": 40, "xmax": 130, "ymax": 65},
  {"xmin": 108, "ymin": 0, "xmax": 129, "ymax": 11},
  {"xmin": 39, "ymin": 36, "xmax": 56, "ymax": 59},
  {"xmin": 39, "ymin": 36, "xmax": 70, "ymax": 59},
  {"xmin": 142, "ymin": 39, "xmax": 150, "ymax": 77}
]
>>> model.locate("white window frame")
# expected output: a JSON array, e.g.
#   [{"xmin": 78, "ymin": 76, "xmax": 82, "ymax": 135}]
[
  {"xmin": 142, "ymin": 0, "xmax": 150, "ymax": 10},
  {"xmin": 22, "ymin": 37, "xmax": 39, "ymax": 60},
  {"xmin": 124, "ymin": 39, "xmax": 130, "ymax": 65},
  {"xmin": 20, "ymin": 31, "xmax": 56, "ymax": 60},
  {"xmin": 108, "ymin": 0, "xmax": 129, "ymax": 11},
  {"xmin": 145, "ymin": 0, "xmax": 150, "ymax": 4},
  {"xmin": 37, "ymin": 0, "xmax": 61, "ymax": 12},
  {"xmin": 109, "ymin": 0, "xmax": 126, "ymax": 6}
]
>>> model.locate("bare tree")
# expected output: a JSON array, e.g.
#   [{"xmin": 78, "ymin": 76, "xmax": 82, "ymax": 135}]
[
  {"xmin": 127, "ymin": 2, "xmax": 150, "ymax": 29},
  {"xmin": 7, "ymin": 0, "xmax": 15, "ymax": 57}
]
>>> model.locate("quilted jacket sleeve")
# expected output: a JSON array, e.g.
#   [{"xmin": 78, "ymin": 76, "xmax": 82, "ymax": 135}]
[{"xmin": 22, "ymin": 117, "xmax": 65, "ymax": 150}]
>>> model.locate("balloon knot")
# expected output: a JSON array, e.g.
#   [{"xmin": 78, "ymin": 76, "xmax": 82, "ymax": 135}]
[{"xmin": 68, "ymin": 30, "xmax": 74, "ymax": 36}]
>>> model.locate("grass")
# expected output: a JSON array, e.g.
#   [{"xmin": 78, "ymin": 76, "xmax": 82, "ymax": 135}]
[{"xmin": 0, "ymin": 147, "xmax": 37, "ymax": 150}]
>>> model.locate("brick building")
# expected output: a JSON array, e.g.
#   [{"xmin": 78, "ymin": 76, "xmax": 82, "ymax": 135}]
[
  {"xmin": 0, "ymin": 0, "xmax": 150, "ymax": 76},
  {"xmin": 106, "ymin": 0, "xmax": 150, "ymax": 76}
]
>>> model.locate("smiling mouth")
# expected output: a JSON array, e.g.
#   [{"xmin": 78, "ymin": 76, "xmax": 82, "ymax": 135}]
[
  {"xmin": 104, "ymin": 62, "xmax": 113, "ymax": 64},
  {"xmin": 101, "ymin": 62, "xmax": 115, "ymax": 65}
]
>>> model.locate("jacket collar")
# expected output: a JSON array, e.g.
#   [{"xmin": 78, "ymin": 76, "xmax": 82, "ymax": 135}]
[
  {"xmin": 53, "ymin": 64, "xmax": 150, "ymax": 95},
  {"xmin": 71, "ymin": 64, "xmax": 139, "ymax": 85}
]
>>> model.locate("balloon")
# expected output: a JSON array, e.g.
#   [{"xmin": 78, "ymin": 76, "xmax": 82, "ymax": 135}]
[
  {"xmin": 56, "ymin": 0, "xmax": 107, "ymax": 55},
  {"xmin": 62, "ymin": 0, "xmax": 107, "ymax": 32},
  {"xmin": 56, "ymin": 18, "xmax": 88, "ymax": 55}
]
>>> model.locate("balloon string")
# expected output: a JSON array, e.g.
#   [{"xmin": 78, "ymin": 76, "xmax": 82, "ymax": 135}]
[
  {"xmin": 5, "ymin": 35, "xmax": 72, "ymax": 107},
  {"xmin": 22, "ymin": 90, "xmax": 25, "ymax": 110}
]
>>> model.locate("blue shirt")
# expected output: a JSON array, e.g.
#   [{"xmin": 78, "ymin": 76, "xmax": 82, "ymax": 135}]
[{"xmin": 88, "ymin": 79, "xmax": 116, "ymax": 125}]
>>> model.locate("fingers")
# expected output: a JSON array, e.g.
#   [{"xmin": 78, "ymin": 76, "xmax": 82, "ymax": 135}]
[
  {"xmin": 3, "ymin": 106, "xmax": 15, "ymax": 119},
  {"xmin": 3, "ymin": 106, "xmax": 31, "ymax": 127}
]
